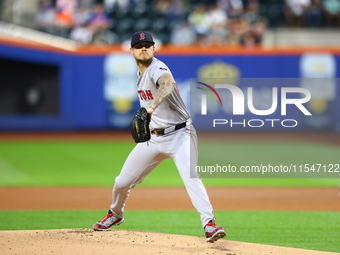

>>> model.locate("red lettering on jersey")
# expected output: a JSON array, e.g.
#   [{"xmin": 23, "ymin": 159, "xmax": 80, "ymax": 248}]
[
  {"xmin": 145, "ymin": 90, "xmax": 154, "ymax": 100},
  {"xmin": 138, "ymin": 90, "xmax": 154, "ymax": 100},
  {"xmin": 138, "ymin": 90, "xmax": 146, "ymax": 100}
]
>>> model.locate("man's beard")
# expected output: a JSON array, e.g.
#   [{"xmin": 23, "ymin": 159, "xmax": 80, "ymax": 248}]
[{"xmin": 137, "ymin": 55, "xmax": 153, "ymax": 65}]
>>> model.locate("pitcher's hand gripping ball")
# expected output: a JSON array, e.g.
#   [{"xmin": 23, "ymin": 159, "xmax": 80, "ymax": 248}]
[{"xmin": 130, "ymin": 107, "xmax": 151, "ymax": 143}]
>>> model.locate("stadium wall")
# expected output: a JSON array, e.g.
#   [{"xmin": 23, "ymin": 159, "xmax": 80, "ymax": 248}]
[{"xmin": 0, "ymin": 41, "xmax": 339, "ymax": 131}]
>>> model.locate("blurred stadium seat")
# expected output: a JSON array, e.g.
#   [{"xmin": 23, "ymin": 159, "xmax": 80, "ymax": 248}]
[
  {"xmin": 133, "ymin": 17, "xmax": 152, "ymax": 33},
  {"xmin": 259, "ymin": 0, "xmax": 286, "ymax": 27},
  {"xmin": 131, "ymin": 2, "xmax": 150, "ymax": 19},
  {"xmin": 116, "ymin": 17, "xmax": 135, "ymax": 35},
  {"xmin": 151, "ymin": 18, "xmax": 168, "ymax": 33}
]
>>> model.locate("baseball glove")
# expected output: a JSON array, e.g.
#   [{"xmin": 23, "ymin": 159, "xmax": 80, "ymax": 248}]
[{"xmin": 129, "ymin": 107, "xmax": 151, "ymax": 143}]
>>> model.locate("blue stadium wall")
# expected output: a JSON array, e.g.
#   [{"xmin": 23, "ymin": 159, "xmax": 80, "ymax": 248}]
[{"xmin": 0, "ymin": 42, "xmax": 339, "ymax": 131}]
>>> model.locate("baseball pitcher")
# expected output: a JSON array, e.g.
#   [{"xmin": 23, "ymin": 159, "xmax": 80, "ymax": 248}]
[{"xmin": 93, "ymin": 31, "xmax": 226, "ymax": 243}]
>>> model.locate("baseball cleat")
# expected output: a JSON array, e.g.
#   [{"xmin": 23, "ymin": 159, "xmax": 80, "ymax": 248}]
[
  {"xmin": 204, "ymin": 220, "xmax": 226, "ymax": 243},
  {"xmin": 93, "ymin": 210, "xmax": 124, "ymax": 231}
]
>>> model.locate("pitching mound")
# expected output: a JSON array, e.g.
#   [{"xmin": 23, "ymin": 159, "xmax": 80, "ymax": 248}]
[{"xmin": 0, "ymin": 229, "xmax": 336, "ymax": 255}]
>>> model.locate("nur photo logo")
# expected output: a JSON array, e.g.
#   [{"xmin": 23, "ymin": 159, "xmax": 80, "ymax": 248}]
[
  {"xmin": 194, "ymin": 79, "xmax": 313, "ymax": 128},
  {"xmin": 196, "ymin": 82, "xmax": 223, "ymax": 115}
]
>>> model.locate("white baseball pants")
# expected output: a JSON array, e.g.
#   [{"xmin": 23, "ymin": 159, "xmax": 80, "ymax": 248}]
[{"xmin": 110, "ymin": 123, "xmax": 214, "ymax": 228}]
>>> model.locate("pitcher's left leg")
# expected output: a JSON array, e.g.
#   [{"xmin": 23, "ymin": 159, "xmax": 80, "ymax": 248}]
[
  {"xmin": 170, "ymin": 128, "xmax": 226, "ymax": 242},
  {"xmin": 170, "ymin": 129, "xmax": 214, "ymax": 228}
]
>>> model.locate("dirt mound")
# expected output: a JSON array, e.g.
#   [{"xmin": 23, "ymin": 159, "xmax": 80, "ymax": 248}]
[{"xmin": 0, "ymin": 229, "xmax": 337, "ymax": 255}]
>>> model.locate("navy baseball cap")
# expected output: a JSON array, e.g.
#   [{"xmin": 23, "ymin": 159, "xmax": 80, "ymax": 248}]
[{"xmin": 131, "ymin": 31, "xmax": 155, "ymax": 47}]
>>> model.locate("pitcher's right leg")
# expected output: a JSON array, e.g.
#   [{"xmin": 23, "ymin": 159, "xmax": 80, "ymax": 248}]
[{"xmin": 93, "ymin": 139, "xmax": 166, "ymax": 231}]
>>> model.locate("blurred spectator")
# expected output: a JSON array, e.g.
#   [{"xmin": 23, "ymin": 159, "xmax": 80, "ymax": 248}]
[
  {"xmin": 34, "ymin": 0, "xmax": 56, "ymax": 34},
  {"xmin": 240, "ymin": 0, "xmax": 267, "ymax": 46},
  {"xmin": 55, "ymin": 0, "xmax": 78, "ymax": 37},
  {"xmin": 323, "ymin": 0, "xmax": 340, "ymax": 26},
  {"xmin": 218, "ymin": 0, "xmax": 244, "ymax": 19},
  {"xmin": 170, "ymin": 20, "xmax": 195, "ymax": 45},
  {"xmin": 206, "ymin": 4, "xmax": 229, "ymax": 46},
  {"xmin": 167, "ymin": 0, "xmax": 186, "ymax": 21},
  {"xmin": 15, "ymin": 0, "xmax": 274, "ymax": 46},
  {"xmin": 87, "ymin": 3, "xmax": 111, "ymax": 35},
  {"xmin": 153, "ymin": 0, "xmax": 171, "ymax": 16},
  {"xmin": 240, "ymin": 30, "xmax": 256, "ymax": 47},
  {"xmin": 240, "ymin": 17, "xmax": 267, "ymax": 46},
  {"xmin": 70, "ymin": 23, "xmax": 93, "ymax": 44},
  {"xmin": 304, "ymin": 0, "xmax": 323, "ymax": 27},
  {"xmin": 251, "ymin": 17, "xmax": 267, "ymax": 43},
  {"xmin": 73, "ymin": 4, "xmax": 91, "ymax": 26},
  {"xmin": 188, "ymin": 4, "xmax": 211, "ymax": 45},
  {"xmin": 207, "ymin": 4, "xmax": 228, "ymax": 25},
  {"xmin": 69, "ymin": 4, "xmax": 93, "ymax": 44},
  {"xmin": 55, "ymin": 0, "xmax": 78, "ymax": 27},
  {"xmin": 152, "ymin": 0, "xmax": 185, "ymax": 20},
  {"xmin": 87, "ymin": 3, "xmax": 116, "ymax": 44},
  {"xmin": 227, "ymin": 17, "xmax": 246, "ymax": 45},
  {"xmin": 243, "ymin": 0, "xmax": 260, "ymax": 24},
  {"xmin": 285, "ymin": 0, "xmax": 311, "ymax": 27}
]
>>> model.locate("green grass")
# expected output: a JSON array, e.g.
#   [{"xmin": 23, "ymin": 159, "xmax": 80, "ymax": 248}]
[
  {"xmin": 0, "ymin": 142, "xmax": 133, "ymax": 186},
  {"xmin": 0, "ymin": 141, "xmax": 339, "ymax": 187},
  {"xmin": 1, "ymin": 140, "xmax": 338, "ymax": 253},
  {"xmin": 0, "ymin": 210, "xmax": 339, "ymax": 253},
  {"xmin": 198, "ymin": 141, "xmax": 340, "ymax": 183}
]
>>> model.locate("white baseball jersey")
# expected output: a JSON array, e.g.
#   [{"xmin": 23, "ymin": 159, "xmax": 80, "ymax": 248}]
[
  {"xmin": 109, "ymin": 56, "xmax": 216, "ymax": 229},
  {"xmin": 136, "ymin": 57, "xmax": 190, "ymax": 130}
]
